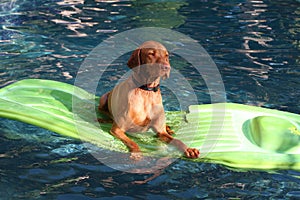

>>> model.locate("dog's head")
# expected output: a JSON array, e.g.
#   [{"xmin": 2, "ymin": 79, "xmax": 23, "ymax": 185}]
[{"xmin": 127, "ymin": 41, "xmax": 171, "ymax": 82}]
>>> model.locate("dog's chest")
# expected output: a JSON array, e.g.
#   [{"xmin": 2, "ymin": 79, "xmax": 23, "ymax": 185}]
[{"xmin": 128, "ymin": 90, "xmax": 163, "ymax": 129}]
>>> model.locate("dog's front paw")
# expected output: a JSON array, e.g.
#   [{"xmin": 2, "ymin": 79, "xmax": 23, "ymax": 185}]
[{"xmin": 184, "ymin": 148, "xmax": 200, "ymax": 159}]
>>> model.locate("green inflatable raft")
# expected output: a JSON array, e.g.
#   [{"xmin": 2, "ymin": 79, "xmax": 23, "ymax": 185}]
[{"xmin": 1, "ymin": 79, "xmax": 300, "ymax": 171}]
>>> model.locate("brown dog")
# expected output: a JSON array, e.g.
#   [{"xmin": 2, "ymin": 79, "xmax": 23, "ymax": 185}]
[{"xmin": 98, "ymin": 41, "xmax": 200, "ymax": 160}]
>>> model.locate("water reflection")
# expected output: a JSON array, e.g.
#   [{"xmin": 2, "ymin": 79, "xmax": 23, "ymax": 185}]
[
  {"xmin": 1, "ymin": 0, "xmax": 300, "ymax": 199},
  {"xmin": 290, "ymin": 6, "xmax": 300, "ymax": 65},
  {"xmin": 0, "ymin": 0, "xmax": 17, "ymax": 12},
  {"xmin": 130, "ymin": 1, "xmax": 187, "ymax": 28},
  {"xmin": 237, "ymin": 0, "xmax": 273, "ymax": 79},
  {"xmin": 53, "ymin": 0, "xmax": 99, "ymax": 37},
  {"xmin": 52, "ymin": 0, "xmax": 188, "ymax": 37}
]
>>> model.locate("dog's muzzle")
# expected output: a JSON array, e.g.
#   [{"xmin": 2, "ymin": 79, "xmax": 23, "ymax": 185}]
[{"xmin": 161, "ymin": 65, "xmax": 171, "ymax": 79}]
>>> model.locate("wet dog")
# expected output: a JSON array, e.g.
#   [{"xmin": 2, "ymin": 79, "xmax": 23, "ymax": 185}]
[{"xmin": 98, "ymin": 41, "xmax": 200, "ymax": 160}]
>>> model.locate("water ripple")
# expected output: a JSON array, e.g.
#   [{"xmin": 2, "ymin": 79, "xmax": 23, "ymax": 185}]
[{"xmin": 1, "ymin": 0, "xmax": 300, "ymax": 199}]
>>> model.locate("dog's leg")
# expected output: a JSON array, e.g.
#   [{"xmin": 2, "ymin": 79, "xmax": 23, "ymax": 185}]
[
  {"xmin": 97, "ymin": 92, "xmax": 113, "ymax": 123},
  {"xmin": 110, "ymin": 123, "xmax": 142, "ymax": 160},
  {"xmin": 156, "ymin": 131, "xmax": 200, "ymax": 159},
  {"xmin": 99, "ymin": 92, "xmax": 110, "ymax": 111},
  {"xmin": 150, "ymin": 108, "xmax": 198, "ymax": 157}
]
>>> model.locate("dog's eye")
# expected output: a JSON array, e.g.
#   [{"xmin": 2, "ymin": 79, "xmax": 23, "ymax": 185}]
[{"xmin": 148, "ymin": 51, "xmax": 155, "ymax": 56}]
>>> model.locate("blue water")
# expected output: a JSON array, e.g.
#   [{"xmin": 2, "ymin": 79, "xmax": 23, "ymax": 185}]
[{"xmin": 1, "ymin": 0, "xmax": 300, "ymax": 199}]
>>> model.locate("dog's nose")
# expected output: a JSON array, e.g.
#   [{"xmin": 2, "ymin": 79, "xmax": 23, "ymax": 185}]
[{"xmin": 161, "ymin": 65, "xmax": 171, "ymax": 70}]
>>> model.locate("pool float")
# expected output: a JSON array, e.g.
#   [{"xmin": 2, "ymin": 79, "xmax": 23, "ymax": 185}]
[{"xmin": 1, "ymin": 79, "xmax": 300, "ymax": 171}]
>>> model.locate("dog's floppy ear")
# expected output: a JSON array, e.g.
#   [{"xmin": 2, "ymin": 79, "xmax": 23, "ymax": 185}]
[{"xmin": 127, "ymin": 48, "xmax": 141, "ymax": 69}]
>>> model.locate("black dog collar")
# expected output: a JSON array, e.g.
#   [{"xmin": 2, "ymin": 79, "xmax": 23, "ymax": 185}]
[
  {"xmin": 139, "ymin": 84, "xmax": 160, "ymax": 92},
  {"xmin": 132, "ymin": 77, "xmax": 160, "ymax": 92}
]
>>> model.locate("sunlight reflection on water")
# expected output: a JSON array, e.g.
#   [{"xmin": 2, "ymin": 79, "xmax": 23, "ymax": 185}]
[{"xmin": 1, "ymin": 0, "xmax": 300, "ymax": 199}]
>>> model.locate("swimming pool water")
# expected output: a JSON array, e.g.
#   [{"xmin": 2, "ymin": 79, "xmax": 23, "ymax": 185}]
[{"xmin": 1, "ymin": 0, "xmax": 300, "ymax": 199}]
